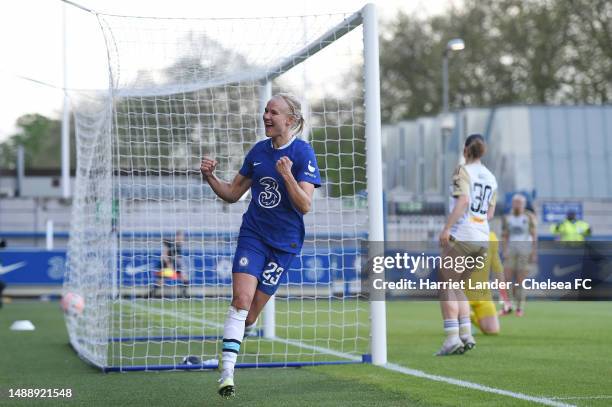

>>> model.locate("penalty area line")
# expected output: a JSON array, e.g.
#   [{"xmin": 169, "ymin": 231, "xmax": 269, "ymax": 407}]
[{"xmin": 383, "ymin": 362, "xmax": 576, "ymax": 407}]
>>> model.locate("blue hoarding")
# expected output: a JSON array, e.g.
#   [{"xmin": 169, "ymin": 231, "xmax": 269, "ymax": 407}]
[
  {"xmin": 542, "ymin": 201, "xmax": 583, "ymax": 223},
  {"xmin": 0, "ymin": 248, "xmax": 360, "ymax": 287}
]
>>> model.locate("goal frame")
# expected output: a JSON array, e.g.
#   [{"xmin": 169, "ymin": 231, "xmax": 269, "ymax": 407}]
[
  {"xmin": 256, "ymin": 2, "xmax": 387, "ymax": 368},
  {"xmin": 66, "ymin": 1, "xmax": 387, "ymax": 371}
]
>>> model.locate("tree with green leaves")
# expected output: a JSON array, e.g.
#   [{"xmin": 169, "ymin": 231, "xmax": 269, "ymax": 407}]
[
  {"xmin": 378, "ymin": 0, "xmax": 611, "ymax": 122},
  {"xmin": 0, "ymin": 113, "xmax": 75, "ymax": 170}
]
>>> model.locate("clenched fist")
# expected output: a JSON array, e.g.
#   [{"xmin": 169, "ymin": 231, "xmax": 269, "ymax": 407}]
[
  {"xmin": 200, "ymin": 157, "xmax": 217, "ymax": 179},
  {"xmin": 276, "ymin": 156, "xmax": 293, "ymax": 178}
]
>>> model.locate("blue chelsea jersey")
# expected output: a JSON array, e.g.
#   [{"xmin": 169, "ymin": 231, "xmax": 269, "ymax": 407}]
[{"xmin": 238, "ymin": 136, "xmax": 321, "ymax": 253}]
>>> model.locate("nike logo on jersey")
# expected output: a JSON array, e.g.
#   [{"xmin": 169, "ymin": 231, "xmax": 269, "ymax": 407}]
[
  {"xmin": 553, "ymin": 263, "xmax": 582, "ymax": 277},
  {"xmin": 0, "ymin": 261, "xmax": 27, "ymax": 275},
  {"xmin": 254, "ymin": 162, "xmax": 262, "ymax": 166},
  {"xmin": 307, "ymin": 161, "xmax": 315, "ymax": 173}
]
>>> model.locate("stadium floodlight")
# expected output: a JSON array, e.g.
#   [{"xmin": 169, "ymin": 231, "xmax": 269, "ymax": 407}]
[
  {"xmin": 446, "ymin": 38, "xmax": 465, "ymax": 52},
  {"xmin": 440, "ymin": 38, "xmax": 465, "ymax": 205},
  {"xmin": 63, "ymin": 3, "xmax": 386, "ymax": 372},
  {"xmin": 442, "ymin": 38, "xmax": 465, "ymax": 113}
]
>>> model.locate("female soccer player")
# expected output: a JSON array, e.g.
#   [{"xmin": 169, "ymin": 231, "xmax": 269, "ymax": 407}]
[
  {"xmin": 437, "ymin": 134, "xmax": 498, "ymax": 355},
  {"xmin": 501, "ymin": 194, "xmax": 537, "ymax": 316},
  {"xmin": 200, "ymin": 93, "xmax": 321, "ymax": 398}
]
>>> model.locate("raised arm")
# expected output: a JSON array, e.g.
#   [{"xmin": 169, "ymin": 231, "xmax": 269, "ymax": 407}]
[{"xmin": 200, "ymin": 157, "xmax": 252, "ymax": 203}]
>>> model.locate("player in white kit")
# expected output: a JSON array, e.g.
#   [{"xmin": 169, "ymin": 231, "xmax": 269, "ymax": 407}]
[
  {"xmin": 437, "ymin": 134, "xmax": 498, "ymax": 355},
  {"xmin": 501, "ymin": 194, "xmax": 537, "ymax": 317}
]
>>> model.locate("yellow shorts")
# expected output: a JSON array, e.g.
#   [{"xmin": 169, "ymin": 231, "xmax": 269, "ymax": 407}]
[
  {"xmin": 156, "ymin": 268, "xmax": 178, "ymax": 279},
  {"xmin": 469, "ymin": 299, "xmax": 497, "ymax": 320}
]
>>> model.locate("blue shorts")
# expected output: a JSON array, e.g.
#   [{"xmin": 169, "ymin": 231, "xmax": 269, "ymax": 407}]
[{"xmin": 232, "ymin": 236, "xmax": 295, "ymax": 295}]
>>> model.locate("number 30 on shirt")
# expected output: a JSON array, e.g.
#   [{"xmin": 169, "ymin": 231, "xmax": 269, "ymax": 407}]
[{"xmin": 471, "ymin": 182, "xmax": 493, "ymax": 215}]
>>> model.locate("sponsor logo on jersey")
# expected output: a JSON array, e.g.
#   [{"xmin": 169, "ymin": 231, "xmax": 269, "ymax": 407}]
[
  {"xmin": 307, "ymin": 161, "xmax": 316, "ymax": 173},
  {"xmin": 253, "ymin": 162, "xmax": 262, "ymax": 166},
  {"xmin": 258, "ymin": 177, "xmax": 281, "ymax": 208},
  {"xmin": 303, "ymin": 160, "xmax": 316, "ymax": 178},
  {"xmin": 239, "ymin": 257, "xmax": 249, "ymax": 267}
]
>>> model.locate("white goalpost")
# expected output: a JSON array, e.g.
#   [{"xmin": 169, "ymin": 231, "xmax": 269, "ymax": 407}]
[{"xmin": 63, "ymin": 2, "xmax": 386, "ymax": 371}]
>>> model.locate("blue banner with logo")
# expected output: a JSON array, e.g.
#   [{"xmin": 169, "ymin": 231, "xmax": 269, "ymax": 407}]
[
  {"xmin": 0, "ymin": 249, "xmax": 361, "ymax": 287},
  {"xmin": 542, "ymin": 201, "xmax": 583, "ymax": 223},
  {"xmin": 0, "ymin": 250, "xmax": 66, "ymax": 285},
  {"xmin": 6, "ymin": 244, "xmax": 609, "ymax": 301}
]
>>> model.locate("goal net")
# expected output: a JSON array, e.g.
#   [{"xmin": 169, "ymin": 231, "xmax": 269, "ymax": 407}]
[{"xmin": 64, "ymin": 5, "xmax": 384, "ymax": 371}]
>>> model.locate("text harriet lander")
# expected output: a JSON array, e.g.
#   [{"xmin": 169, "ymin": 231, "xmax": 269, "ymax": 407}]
[
  {"xmin": 369, "ymin": 253, "xmax": 592, "ymax": 291},
  {"xmin": 371, "ymin": 278, "xmax": 592, "ymax": 291}
]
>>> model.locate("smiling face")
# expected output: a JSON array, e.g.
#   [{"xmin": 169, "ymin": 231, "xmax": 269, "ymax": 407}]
[{"xmin": 263, "ymin": 96, "xmax": 295, "ymax": 139}]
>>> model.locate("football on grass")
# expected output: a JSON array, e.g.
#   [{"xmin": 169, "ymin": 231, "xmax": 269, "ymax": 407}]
[{"xmin": 182, "ymin": 355, "xmax": 201, "ymax": 365}]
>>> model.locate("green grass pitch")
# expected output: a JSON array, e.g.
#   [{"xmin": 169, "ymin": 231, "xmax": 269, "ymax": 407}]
[
  {"xmin": 108, "ymin": 298, "xmax": 369, "ymax": 367},
  {"xmin": 1, "ymin": 300, "xmax": 611, "ymax": 406}
]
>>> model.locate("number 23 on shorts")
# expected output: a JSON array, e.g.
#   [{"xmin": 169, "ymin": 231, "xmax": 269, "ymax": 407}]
[{"xmin": 261, "ymin": 262, "xmax": 284, "ymax": 286}]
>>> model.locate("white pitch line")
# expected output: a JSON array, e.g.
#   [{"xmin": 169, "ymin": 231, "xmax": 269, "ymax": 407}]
[
  {"xmin": 124, "ymin": 301, "xmax": 575, "ymax": 407},
  {"xmin": 550, "ymin": 396, "xmax": 612, "ymax": 400},
  {"xmin": 272, "ymin": 337, "xmax": 362, "ymax": 362},
  {"xmin": 384, "ymin": 363, "xmax": 575, "ymax": 407}
]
